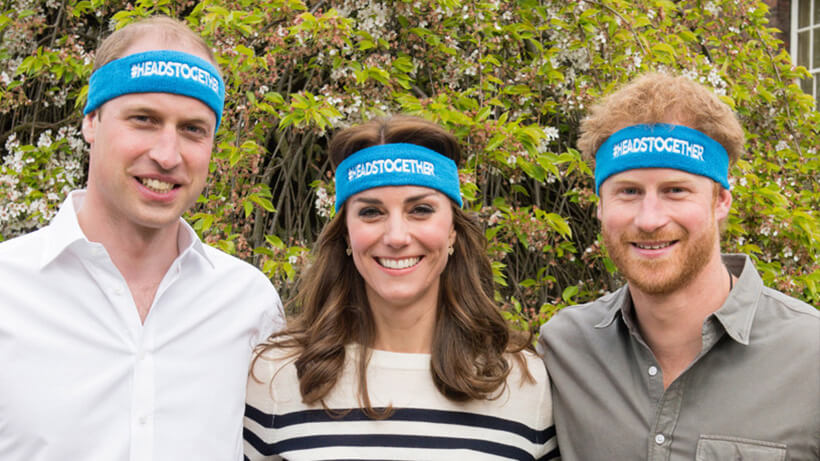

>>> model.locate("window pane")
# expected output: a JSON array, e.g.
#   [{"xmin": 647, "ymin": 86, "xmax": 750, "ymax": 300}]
[
  {"xmin": 798, "ymin": 31, "xmax": 810, "ymax": 67},
  {"xmin": 800, "ymin": 76, "xmax": 812, "ymax": 95},
  {"xmin": 814, "ymin": 29, "xmax": 820, "ymax": 69},
  {"xmin": 800, "ymin": 0, "xmax": 811, "ymax": 28},
  {"xmin": 815, "ymin": 76, "xmax": 820, "ymax": 109},
  {"xmin": 815, "ymin": 0, "xmax": 820, "ymax": 24}
]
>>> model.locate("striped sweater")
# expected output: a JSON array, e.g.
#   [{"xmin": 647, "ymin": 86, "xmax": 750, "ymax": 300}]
[{"xmin": 244, "ymin": 344, "xmax": 559, "ymax": 460}]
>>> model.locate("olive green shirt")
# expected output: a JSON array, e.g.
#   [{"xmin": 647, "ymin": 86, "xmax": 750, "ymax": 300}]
[{"xmin": 538, "ymin": 254, "xmax": 819, "ymax": 460}]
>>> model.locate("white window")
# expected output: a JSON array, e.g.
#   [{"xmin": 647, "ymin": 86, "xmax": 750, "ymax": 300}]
[{"xmin": 792, "ymin": 0, "xmax": 820, "ymax": 107}]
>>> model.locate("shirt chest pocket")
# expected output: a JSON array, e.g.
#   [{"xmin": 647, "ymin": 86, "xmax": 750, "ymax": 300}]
[{"xmin": 696, "ymin": 435, "xmax": 788, "ymax": 461}]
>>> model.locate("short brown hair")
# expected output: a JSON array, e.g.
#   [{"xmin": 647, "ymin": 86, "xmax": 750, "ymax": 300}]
[
  {"xmin": 578, "ymin": 72, "xmax": 744, "ymax": 169},
  {"xmin": 92, "ymin": 15, "xmax": 218, "ymax": 73}
]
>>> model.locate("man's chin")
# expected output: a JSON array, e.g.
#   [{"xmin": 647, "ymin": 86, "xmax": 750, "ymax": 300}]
[{"xmin": 626, "ymin": 276, "xmax": 679, "ymax": 295}]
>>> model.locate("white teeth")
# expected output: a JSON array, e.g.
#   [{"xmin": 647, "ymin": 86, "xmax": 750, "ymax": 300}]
[
  {"xmin": 141, "ymin": 178, "xmax": 174, "ymax": 193},
  {"xmin": 635, "ymin": 242, "xmax": 673, "ymax": 250},
  {"xmin": 378, "ymin": 257, "xmax": 420, "ymax": 269}
]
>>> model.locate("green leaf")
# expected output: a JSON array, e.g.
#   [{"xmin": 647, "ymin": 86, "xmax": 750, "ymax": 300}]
[
  {"xmin": 250, "ymin": 195, "xmax": 276, "ymax": 212},
  {"xmin": 265, "ymin": 234, "xmax": 285, "ymax": 249},
  {"xmin": 520, "ymin": 278, "xmax": 536, "ymax": 288},
  {"xmin": 562, "ymin": 285, "xmax": 579, "ymax": 303}
]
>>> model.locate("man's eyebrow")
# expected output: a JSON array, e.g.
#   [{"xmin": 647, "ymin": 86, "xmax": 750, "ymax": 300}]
[
  {"xmin": 607, "ymin": 178, "xmax": 642, "ymax": 187},
  {"xmin": 122, "ymin": 105, "xmax": 213, "ymax": 127}
]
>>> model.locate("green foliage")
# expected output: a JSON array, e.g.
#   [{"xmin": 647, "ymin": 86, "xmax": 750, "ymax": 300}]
[{"xmin": 1, "ymin": 0, "xmax": 817, "ymax": 334}]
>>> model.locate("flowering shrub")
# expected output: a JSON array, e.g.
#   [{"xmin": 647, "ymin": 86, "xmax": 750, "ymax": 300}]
[
  {"xmin": 1, "ymin": 0, "xmax": 817, "ymax": 329},
  {"xmin": 1, "ymin": 128, "xmax": 85, "ymax": 235}
]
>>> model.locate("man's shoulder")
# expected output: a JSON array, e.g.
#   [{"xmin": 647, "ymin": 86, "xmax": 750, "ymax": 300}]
[
  {"xmin": 541, "ymin": 287, "xmax": 625, "ymax": 333},
  {"xmin": 199, "ymin": 244, "xmax": 272, "ymax": 284},
  {"xmin": 753, "ymin": 286, "xmax": 820, "ymax": 346},
  {"xmin": 758, "ymin": 285, "xmax": 819, "ymax": 319},
  {"xmin": 194, "ymin": 244, "xmax": 285, "ymax": 331},
  {"xmin": 0, "ymin": 228, "xmax": 48, "ymax": 262}
]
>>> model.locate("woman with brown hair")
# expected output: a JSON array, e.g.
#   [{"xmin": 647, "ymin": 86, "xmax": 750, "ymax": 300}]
[{"xmin": 244, "ymin": 115, "xmax": 558, "ymax": 460}]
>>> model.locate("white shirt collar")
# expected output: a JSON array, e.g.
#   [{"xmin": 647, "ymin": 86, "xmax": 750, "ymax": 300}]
[{"xmin": 39, "ymin": 189, "xmax": 214, "ymax": 270}]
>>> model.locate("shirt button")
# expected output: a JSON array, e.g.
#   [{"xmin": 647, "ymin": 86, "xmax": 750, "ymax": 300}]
[
  {"xmin": 113, "ymin": 286, "xmax": 124, "ymax": 296},
  {"xmin": 138, "ymin": 416, "xmax": 147, "ymax": 425},
  {"xmin": 648, "ymin": 366, "xmax": 658, "ymax": 376},
  {"xmin": 655, "ymin": 434, "xmax": 665, "ymax": 444}
]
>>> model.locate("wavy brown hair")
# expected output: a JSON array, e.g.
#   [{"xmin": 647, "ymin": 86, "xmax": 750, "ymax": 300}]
[
  {"xmin": 578, "ymin": 72, "xmax": 745, "ymax": 168},
  {"xmin": 254, "ymin": 115, "xmax": 532, "ymax": 415}
]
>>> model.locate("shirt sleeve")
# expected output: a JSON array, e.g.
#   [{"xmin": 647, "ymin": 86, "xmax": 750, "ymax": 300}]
[{"xmin": 251, "ymin": 276, "xmax": 286, "ymax": 348}]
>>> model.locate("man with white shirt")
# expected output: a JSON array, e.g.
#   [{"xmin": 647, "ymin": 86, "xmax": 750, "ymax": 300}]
[
  {"xmin": 0, "ymin": 16, "xmax": 285, "ymax": 460},
  {"xmin": 538, "ymin": 73, "xmax": 819, "ymax": 460}
]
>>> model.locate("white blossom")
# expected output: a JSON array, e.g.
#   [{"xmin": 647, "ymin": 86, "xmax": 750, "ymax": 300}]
[{"xmin": 543, "ymin": 126, "xmax": 559, "ymax": 142}]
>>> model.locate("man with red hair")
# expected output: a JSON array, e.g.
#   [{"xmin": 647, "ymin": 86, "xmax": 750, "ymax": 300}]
[{"xmin": 539, "ymin": 73, "xmax": 819, "ymax": 460}]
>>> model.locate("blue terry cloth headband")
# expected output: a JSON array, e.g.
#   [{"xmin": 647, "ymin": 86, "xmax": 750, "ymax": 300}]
[
  {"xmin": 335, "ymin": 143, "xmax": 462, "ymax": 211},
  {"xmin": 594, "ymin": 124, "xmax": 730, "ymax": 193},
  {"xmin": 84, "ymin": 50, "xmax": 226, "ymax": 130}
]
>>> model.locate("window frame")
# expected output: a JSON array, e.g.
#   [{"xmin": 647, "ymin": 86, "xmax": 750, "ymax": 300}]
[{"xmin": 791, "ymin": 0, "xmax": 820, "ymax": 107}]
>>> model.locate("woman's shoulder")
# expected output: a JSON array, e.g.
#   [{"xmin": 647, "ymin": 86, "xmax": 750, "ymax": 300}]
[
  {"xmin": 250, "ymin": 338, "xmax": 301, "ymax": 384},
  {"xmin": 506, "ymin": 349, "xmax": 548, "ymax": 384},
  {"xmin": 246, "ymin": 340, "xmax": 305, "ymax": 412},
  {"xmin": 498, "ymin": 350, "xmax": 554, "ymax": 431}
]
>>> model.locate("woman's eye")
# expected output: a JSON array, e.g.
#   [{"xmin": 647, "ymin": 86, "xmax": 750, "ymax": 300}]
[
  {"xmin": 411, "ymin": 204, "xmax": 434, "ymax": 215},
  {"xmin": 357, "ymin": 207, "xmax": 382, "ymax": 218}
]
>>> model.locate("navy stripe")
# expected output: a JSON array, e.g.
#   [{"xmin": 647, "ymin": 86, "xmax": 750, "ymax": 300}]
[
  {"xmin": 538, "ymin": 445, "xmax": 561, "ymax": 460},
  {"xmin": 259, "ymin": 433, "xmax": 537, "ymax": 460},
  {"xmin": 244, "ymin": 426, "xmax": 269, "ymax": 457},
  {"xmin": 245, "ymin": 403, "xmax": 273, "ymax": 427},
  {"xmin": 245, "ymin": 404, "xmax": 553, "ymax": 444}
]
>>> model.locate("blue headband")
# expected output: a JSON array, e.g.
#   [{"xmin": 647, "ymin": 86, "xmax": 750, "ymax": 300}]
[
  {"xmin": 594, "ymin": 124, "xmax": 730, "ymax": 193},
  {"xmin": 84, "ymin": 50, "xmax": 226, "ymax": 130},
  {"xmin": 334, "ymin": 143, "xmax": 462, "ymax": 211}
]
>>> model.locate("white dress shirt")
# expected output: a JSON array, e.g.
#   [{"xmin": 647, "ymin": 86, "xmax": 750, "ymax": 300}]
[{"xmin": 0, "ymin": 190, "xmax": 285, "ymax": 461}]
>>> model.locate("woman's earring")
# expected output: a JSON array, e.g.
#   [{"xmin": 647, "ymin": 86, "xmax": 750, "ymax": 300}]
[
  {"xmin": 448, "ymin": 246, "xmax": 454, "ymax": 255},
  {"xmin": 346, "ymin": 247, "xmax": 352, "ymax": 256}
]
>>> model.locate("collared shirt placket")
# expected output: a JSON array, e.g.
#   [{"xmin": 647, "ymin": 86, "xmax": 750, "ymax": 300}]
[
  {"xmin": 78, "ymin": 243, "xmax": 158, "ymax": 461},
  {"xmin": 130, "ymin": 257, "xmax": 185, "ymax": 461},
  {"xmin": 130, "ymin": 335, "xmax": 155, "ymax": 461},
  {"xmin": 647, "ymin": 375, "xmax": 686, "ymax": 461},
  {"xmin": 625, "ymin": 322, "xmax": 682, "ymax": 461},
  {"xmin": 643, "ymin": 314, "xmax": 726, "ymax": 461}
]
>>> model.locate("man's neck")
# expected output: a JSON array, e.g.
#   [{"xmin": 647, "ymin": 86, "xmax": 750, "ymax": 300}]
[
  {"xmin": 77, "ymin": 201, "xmax": 181, "ymax": 324},
  {"xmin": 630, "ymin": 252, "xmax": 732, "ymax": 388}
]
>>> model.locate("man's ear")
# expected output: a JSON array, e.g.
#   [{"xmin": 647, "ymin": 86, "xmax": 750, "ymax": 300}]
[
  {"xmin": 596, "ymin": 200, "xmax": 603, "ymax": 221},
  {"xmin": 81, "ymin": 111, "xmax": 98, "ymax": 144},
  {"xmin": 714, "ymin": 187, "xmax": 732, "ymax": 222}
]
